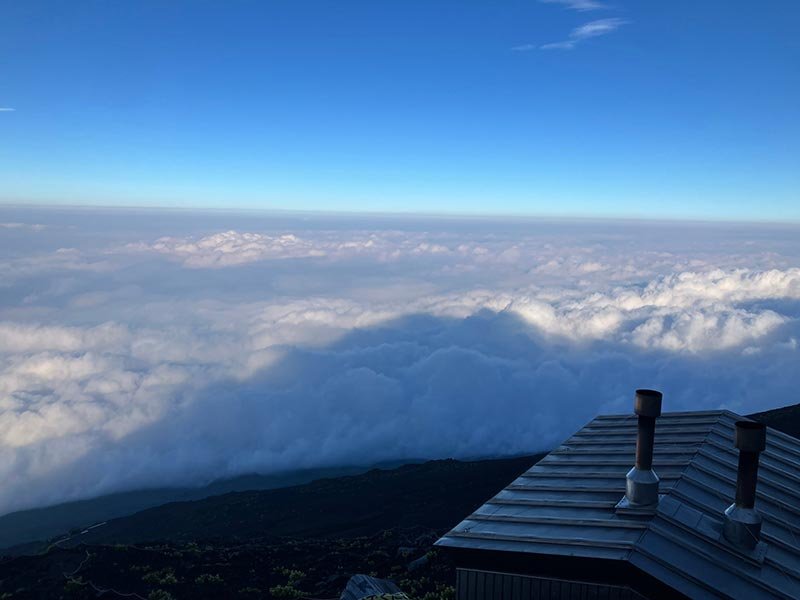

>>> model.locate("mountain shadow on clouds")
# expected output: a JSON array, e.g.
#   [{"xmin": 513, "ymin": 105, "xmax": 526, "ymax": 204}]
[
  {"xmin": 739, "ymin": 298, "xmax": 800, "ymax": 319},
  {"xmin": 3, "ymin": 308, "xmax": 799, "ymax": 549}
]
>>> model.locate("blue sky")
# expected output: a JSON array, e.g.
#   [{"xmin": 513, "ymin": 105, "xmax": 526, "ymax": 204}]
[{"xmin": 1, "ymin": 1, "xmax": 798, "ymax": 220}]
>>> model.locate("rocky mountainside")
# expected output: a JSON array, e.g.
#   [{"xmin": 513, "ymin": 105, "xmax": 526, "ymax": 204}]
[{"xmin": 0, "ymin": 454, "xmax": 542, "ymax": 599}]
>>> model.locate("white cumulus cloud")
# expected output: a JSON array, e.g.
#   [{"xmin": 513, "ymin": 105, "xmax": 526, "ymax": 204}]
[{"xmin": 127, "ymin": 230, "xmax": 326, "ymax": 267}]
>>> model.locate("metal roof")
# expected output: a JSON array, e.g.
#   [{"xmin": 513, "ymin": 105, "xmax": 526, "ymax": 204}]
[{"xmin": 436, "ymin": 410, "xmax": 800, "ymax": 599}]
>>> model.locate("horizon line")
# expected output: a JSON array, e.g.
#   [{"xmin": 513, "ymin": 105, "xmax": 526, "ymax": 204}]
[{"xmin": 1, "ymin": 200, "xmax": 799, "ymax": 228}]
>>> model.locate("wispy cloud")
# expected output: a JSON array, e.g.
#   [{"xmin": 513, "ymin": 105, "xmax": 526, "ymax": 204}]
[
  {"xmin": 572, "ymin": 18, "xmax": 628, "ymax": 38},
  {"xmin": 540, "ymin": 0, "xmax": 607, "ymax": 11},
  {"xmin": 541, "ymin": 17, "xmax": 629, "ymax": 50},
  {"xmin": 0, "ymin": 108, "xmax": 15, "ymax": 112},
  {"xmin": 538, "ymin": 40, "xmax": 577, "ymax": 51}
]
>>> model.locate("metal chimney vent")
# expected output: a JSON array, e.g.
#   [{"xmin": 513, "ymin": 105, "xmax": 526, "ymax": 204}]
[
  {"xmin": 616, "ymin": 389, "xmax": 662, "ymax": 513},
  {"xmin": 723, "ymin": 420, "xmax": 767, "ymax": 550}
]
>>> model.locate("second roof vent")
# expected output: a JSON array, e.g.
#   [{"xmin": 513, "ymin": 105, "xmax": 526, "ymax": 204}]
[{"xmin": 723, "ymin": 420, "xmax": 767, "ymax": 550}]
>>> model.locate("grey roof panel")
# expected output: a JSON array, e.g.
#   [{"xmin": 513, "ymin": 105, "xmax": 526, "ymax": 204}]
[{"xmin": 436, "ymin": 409, "xmax": 800, "ymax": 599}]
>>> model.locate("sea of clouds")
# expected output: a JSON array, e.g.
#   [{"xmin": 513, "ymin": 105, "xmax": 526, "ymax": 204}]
[{"xmin": 1, "ymin": 207, "xmax": 799, "ymax": 515}]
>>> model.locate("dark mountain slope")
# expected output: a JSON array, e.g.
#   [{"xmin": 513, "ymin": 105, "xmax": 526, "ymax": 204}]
[
  {"xmin": 0, "ymin": 465, "xmax": 371, "ymax": 551},
  {"xmin": 56, "ymin": 454, "xmax": 542, "ymax": 548},
  {"xmin": 749, "ymin": 403, "xmax": 800, "ymax": 439},
  {"xmin": 0, "ymin": 455, "xmax": 542, "ymax": 598}
]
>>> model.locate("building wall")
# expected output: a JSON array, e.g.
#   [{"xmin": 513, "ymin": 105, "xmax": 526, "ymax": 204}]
[{"xmin": 456, "ymin": 568, "xmax": 648, "ymax": 600}]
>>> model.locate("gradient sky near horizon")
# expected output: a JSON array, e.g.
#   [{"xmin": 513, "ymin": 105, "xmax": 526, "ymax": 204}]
[{"xmin": 1, "ymin": 1, "xmax": 799, "ymax": 219}]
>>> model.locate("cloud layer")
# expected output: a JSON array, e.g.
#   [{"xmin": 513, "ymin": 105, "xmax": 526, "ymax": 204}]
[{"xmin": 0, "ymin": 209, "xmax": 799, "ymax": 515}]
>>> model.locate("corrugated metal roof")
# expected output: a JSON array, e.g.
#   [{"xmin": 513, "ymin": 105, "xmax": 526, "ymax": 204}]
[{"xmin": 436, "ymin": 410, "xmax": 800, "ymax": 599}]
